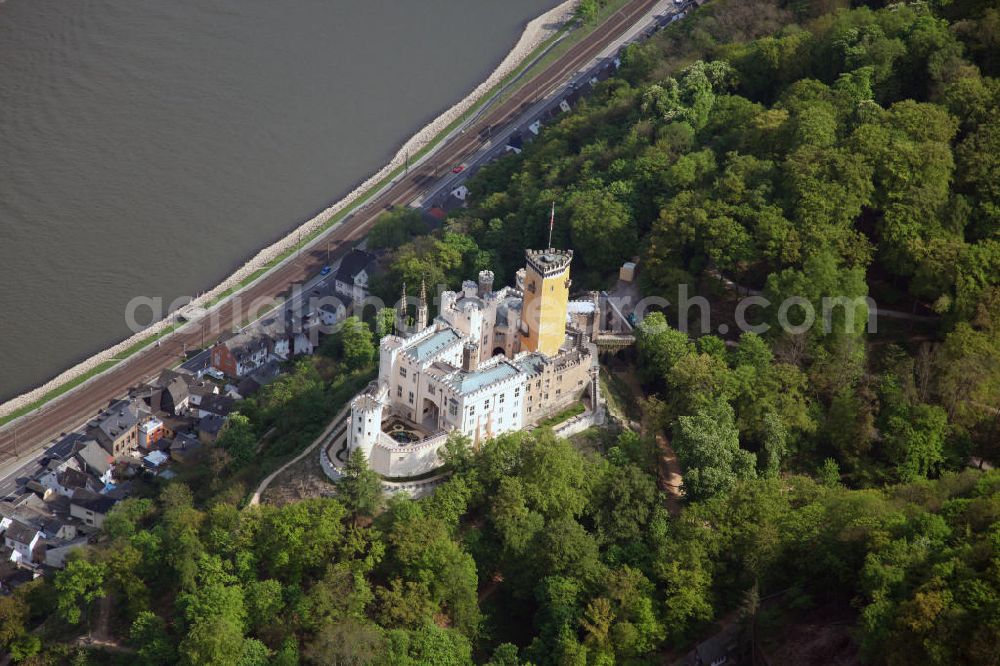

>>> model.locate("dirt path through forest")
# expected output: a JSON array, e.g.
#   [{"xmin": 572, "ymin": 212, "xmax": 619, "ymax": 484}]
[{"xmin": 613, "ymin": 364, "xmax": 684, "ymax": 514}]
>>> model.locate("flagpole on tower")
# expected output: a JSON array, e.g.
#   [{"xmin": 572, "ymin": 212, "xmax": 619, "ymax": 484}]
[{"xmin": 548, "ymin": 201, "xmax": 555, "ymax": 249}]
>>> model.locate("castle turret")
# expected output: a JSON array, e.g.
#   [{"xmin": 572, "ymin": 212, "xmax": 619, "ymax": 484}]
[
  {"xmin": 462, "ymin": 342, "xmax": 479, "ymax": 372},
  {"xmin": 478, "ymin": 270, "xmax": 495, "ymax": 297},
  {"xmin": 520, "ymin": 249, "xmax": 572, "ymax": 357},
  {"xmin": 417, "ymin": 278, "xmax": 428, "ymax": 331},
  {"xmin": 349, "ymin": 392, "xmax": 384, "ymax": 460}
]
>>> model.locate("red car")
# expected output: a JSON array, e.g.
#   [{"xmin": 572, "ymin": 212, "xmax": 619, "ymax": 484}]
[{"xmin": 451, "ymin": 164, "xmax": 466, "ymax": 174}]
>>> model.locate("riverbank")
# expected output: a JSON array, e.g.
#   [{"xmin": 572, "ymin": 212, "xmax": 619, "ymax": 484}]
[{"xmin": 0, "ymin": 0, "xmax": 578, "ymax": 423}]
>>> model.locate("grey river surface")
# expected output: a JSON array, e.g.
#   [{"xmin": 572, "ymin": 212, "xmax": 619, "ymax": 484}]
[{"xmin": 0, "ymin": 0, "xmax": 557, "ymax": 402}]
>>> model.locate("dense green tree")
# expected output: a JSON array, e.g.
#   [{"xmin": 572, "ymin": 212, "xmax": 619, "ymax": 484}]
[
  {"xmin": 369, "ymin": 207, "xmax": 429, "ymax": 250},
  {"xmin": 53, "ymin": 558, "xmax": 106, "ymax": 627},
  {"xmin": 217, "ymin": 412, "xmax": 257, "ymax": 467},
  {"xmin": 634, "ymin": 312, "xmax": 693, "ymax": 388},
  {"xmin": 0, "ymin": 594, "xmax": 28, "ymax": 653},
  {"xmin": 340, "ymin": 448, "xmax": 383, "ymax": 518},
  {"xmin": 339, "ymin": 317, "xmax": 376, "ymax": 371},
  {"xmin": 130, "ymin": 611, "xmax": 176, "ymax": 666},
  {"xmin": 672, "ymin": 401, "xmax": 756, "ymax": 501}
]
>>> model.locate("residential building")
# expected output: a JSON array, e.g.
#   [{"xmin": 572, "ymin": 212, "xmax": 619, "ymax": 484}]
[
  {"xmin": 211, "ymin": 330, "xmax": 271, "ymax": 378},
  {"xmin": 334, "ymin": 249, "xmax": 377, "ymax": 306},
  {"xmin": 87, "ymin": 399, "xmax": 146, "ymax": 456},
  {"xmin": 138, "ymin": 417, "xmax": 165, "ymax": 449},
  {"xmin": 69, "ymin": 492, "xmax": 117, "ymax": 529},
  {"xmin": 73, "ymin": 440, "xmax": 114, "ymax": 485},
  {"xmin": 3, "ymin": 521, "xmax": 42, "ymax": 564}
]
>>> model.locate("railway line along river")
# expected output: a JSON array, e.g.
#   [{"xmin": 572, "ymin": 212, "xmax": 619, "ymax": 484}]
[{"xmin": 0, "ymin": 0, "xmax": 563, "ymax": 404}]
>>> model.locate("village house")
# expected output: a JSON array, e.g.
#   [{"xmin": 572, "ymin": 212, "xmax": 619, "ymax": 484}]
[
  {"xmin": 44, "ymin": 538, "xmax": 89, "ymax": 569},
  {"xmin": 42, "ymin": 517, "xmax": 77, "ymax": 542},
  {"xmin": 334, "ymin": 248, "xmax": 377, "ymax": 307},
  {"xmin": 211, "ymin": 330, "xmax": 272, "ymax": 378},
  {"xmin": 38, "ymin": 457, "xmax": 100, "ymax": 498},
  {"xmin": 185, "ymin": 377, "xmax": 220, "ymax": 407},
  {"xmin": 197, "ymin": 413, "xmax": 227, "ymax": 445},
  {"xmin": 196, "ymin": 393, "xmax": 235, "ymax": 420},
  {"xmin": 69, "ymin": 492, "xmax": 116, "ymax": 529},
  {"xmin": 139, "ymin": 370, "xmax": 191, "ymax": 416},
  {"xmin": 3, "ymin": 520, "xmax": 43, "ymax": 565},
  {"xmin": 73, "ymin": 440, "xmax": 114, "ymax": 485},
  {"xmin": 87, "ymin": 399, "xmax": 146, "ymax": 456},
  {"xmin": 138, "ymin": 417, "xmax": 165, "ymax": 449},
  {"xmin": 169, "ymin": 432, "xmax": 203, "ymax": 463}
]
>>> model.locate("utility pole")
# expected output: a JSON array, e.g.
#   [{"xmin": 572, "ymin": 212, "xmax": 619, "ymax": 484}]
[{"xmin": 404, "ymin": 151, "xmax": 410, "ymax": 175}]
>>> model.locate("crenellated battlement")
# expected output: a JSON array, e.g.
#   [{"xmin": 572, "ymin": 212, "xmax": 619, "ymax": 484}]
[{"xmin": 525, "ymin": 248, "xmax": 573, "ymax": 276}]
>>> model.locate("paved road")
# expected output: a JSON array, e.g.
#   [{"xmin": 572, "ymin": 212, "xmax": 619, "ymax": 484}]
[
  {"xmin": 0, "ymin": 432, "xmax": 84, "ymax": 501},
  {"xmin": 0, "ymin": 0, "xmax": 673, "ymax": 472}
]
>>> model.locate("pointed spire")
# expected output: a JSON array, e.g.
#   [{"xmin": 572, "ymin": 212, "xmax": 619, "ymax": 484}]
[
  {"xmin": 397, "ymin": 282, "xmax": 407, "ymax": 334},
  {"xmin": 417, "ymin": 276, "xmax": 428, "ymax": 331}
]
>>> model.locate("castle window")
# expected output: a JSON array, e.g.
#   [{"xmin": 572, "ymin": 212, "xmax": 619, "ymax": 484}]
[
  {"xmin": 448, "ymin": 400, "xmax": 458, "ymax": 417},
  {"xmin": 397, "ymin": 386, "xmax": 403, "ymax": 398},
  {"xmin": 399, "ymin": 367, "xmax": 407, "ymax": 378},
  {"xmin": 408, "ymin": 392, "xmax": 414, "ymax": 404},
  {"xmin": 499, "ymin": 394, "xmax": 505, "ymax": 403},
  {"xmin": 514, "ymin": 387, "xmax": 520, "ymax": 396}
]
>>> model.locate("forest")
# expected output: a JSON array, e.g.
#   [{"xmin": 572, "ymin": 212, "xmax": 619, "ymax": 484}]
[{"xmin": 4, "ymin": 0, "xmax": 1000, "ymax": 663}]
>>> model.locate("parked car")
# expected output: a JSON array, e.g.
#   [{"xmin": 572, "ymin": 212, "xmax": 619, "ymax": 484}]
[
  {"xmin": 319, "ymin": 265, "xmax": 332, "ymax": 276},
  {"xmin": 451, "ymin": 164, "xmax": 466, "ymax": 174}
]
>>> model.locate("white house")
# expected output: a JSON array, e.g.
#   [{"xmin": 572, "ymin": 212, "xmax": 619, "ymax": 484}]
[
  {"xmin": 4, "ymin": 520, "xmax": 42, "ymax": 564},
  {"xmin": 334, "ymin": 249, "xmax": 377, "ymax": 307}
]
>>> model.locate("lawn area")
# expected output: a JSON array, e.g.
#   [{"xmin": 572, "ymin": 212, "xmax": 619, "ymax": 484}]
[
  {"xmin": 0, "ymin": 360, "xmax": 119, "ymax": 428},
  {"xmin": 536, "ymin": 402, "xmax": 586, "ymax": 429}
]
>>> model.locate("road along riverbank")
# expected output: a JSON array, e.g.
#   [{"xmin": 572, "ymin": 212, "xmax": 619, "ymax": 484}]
[{"xmin": 0, "ymin": 0, "xmax": 578, "ymax": 423}]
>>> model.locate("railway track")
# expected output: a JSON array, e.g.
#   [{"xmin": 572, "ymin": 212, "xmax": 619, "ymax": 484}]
[{"xmin": 0, "ymin": 0, "xmax": 662, "ymax": 462}]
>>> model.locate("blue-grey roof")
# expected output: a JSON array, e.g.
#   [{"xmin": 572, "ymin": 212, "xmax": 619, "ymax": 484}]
[
  {"xmin": 450, "ymin": 361, "xmax": 520, "ymax": 396},
  {"xmin": 516, "ymin": 353, "xmax": 546, "ymax": 376},
  {"xmin": 404, "ymin": 329, "xmax": 461, "ymax": 362}
]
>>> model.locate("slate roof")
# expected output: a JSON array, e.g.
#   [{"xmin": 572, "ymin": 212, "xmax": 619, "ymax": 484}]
[
  {"xmin": 335, "ymin": 249, "xmax": 376, "ymax": 284},
  {"xmin": 42, "ymin": 518, "xmax": 68, "ymax": 536},
  {"xmin": 4, "ymin": 520, "xmax": 39, "ymax": 545},
  {"xmin": 89, "ymin": 399, "xmax": 143, "ymax": 441},
  {"xmin": 198, "ymin": 414, "xmax": 227, "ymax": 436},
  {"xmin": 70, "ymin": 492, "xmax": 116, "ymax": 515},
  {"xmin": 75, "ymin": 440, "xmax": 112, "ymax": 476},
  {"xmin": 445, "ymin": 360, "xmax": 521, "ymax": 396},
  {"xmin": 219, "ymin": 330, "xmax": 271, "ymax": 360},
  {"xmin": 57, "ymin": 468, "xmax": 92, "ymax": 491},
  {"xmin": 403, "ymin": 328, "xmax": 462, "ymax": 362},
  {"xmin": 198, "ymin": 394, "xmax": 235, "ymax": 417}
]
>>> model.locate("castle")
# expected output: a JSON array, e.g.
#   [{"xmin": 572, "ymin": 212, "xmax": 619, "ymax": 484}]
[{"xmin": 347, "ymin": 248, "xmax": 602, "ymax": 478}]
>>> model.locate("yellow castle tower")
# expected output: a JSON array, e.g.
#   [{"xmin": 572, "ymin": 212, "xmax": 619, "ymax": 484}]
[{"xmin": 520, "ymin": 248, "xmax": 572, "ymax": 357}]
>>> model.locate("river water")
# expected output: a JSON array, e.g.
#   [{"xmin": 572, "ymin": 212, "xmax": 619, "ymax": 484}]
[{"xmin": 0, "ymin": 0, "xmax": 556, "ymax": 402}]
